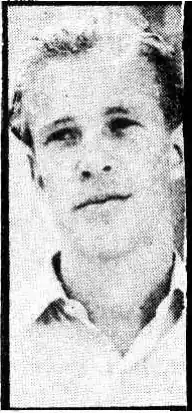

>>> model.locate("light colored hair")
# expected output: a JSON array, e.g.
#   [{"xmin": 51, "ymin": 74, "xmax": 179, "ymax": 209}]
[{"xmin": 9, "ymin": 7, "xmax": 183, "ymax": 148}]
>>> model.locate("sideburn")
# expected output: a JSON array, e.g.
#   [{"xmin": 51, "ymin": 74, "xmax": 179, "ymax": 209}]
[
  {"xmin": 27, "ymin": 154, "xmax": 35, "ymax": 180},
  {"xmin": 27, "ymin": 154, "xmax": 45, "ymax": 189},
  {"xmin": 38, "ymin": 175, "xmax": 45, "ymax": 189}
]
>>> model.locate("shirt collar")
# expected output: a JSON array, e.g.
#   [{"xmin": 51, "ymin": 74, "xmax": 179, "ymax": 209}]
[
  {"xmin": 37, "ymin": 252, "xmax": 186, "ymax": 345},
  {"xmin": 120, "ymin": 252, "xmax": 186, "ymax": 367}
]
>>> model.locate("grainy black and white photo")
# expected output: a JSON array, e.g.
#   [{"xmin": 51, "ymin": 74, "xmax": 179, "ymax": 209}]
[{"xmin": 7, "ymin": 2, "xmax": 187, "ymax": 408}]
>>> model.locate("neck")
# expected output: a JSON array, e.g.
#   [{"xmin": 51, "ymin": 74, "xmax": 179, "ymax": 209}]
[{"xmin": 59, "ymin": 219, "xmax": 174, "ymax": 355}]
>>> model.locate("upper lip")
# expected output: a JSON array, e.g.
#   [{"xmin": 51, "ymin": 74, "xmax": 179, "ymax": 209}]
[{"xmin": 74, "ymin": 193, "xmax": 131, "ymax": 211}]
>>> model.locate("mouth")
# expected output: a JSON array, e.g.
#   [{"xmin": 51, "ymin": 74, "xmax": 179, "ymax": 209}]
[{"xmin": 74, "ymin": 193, "xmax": 132, "ymax": 211}]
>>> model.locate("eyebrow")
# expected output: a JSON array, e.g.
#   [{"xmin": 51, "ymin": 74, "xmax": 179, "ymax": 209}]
[
  {"xmin": 43, "ymin": 107, "xmax": 131, "ymax": 131},
  {"xmin": 104, "ymin": 106, "xmax": 130, "ymax": 116},
  {"xmin": 45, "ymin": 116, "xmax": 75, "ymax": 130}
]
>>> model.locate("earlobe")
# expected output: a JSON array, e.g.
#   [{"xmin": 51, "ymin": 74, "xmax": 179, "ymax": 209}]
[{"xmin": 169, "ymin": 124, "xmax": 184, "ymax": 181}]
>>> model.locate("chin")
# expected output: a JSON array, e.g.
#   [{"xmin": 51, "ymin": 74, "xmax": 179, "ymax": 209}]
[
  {"xmin": 70, "ymin": 220, "xmax": 153, "ymax": 260},
  {"xmin": 57, "ymin": 201, "xmax": 160, "ymax": 259}
]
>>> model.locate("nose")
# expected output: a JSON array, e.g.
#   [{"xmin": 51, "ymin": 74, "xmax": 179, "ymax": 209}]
[
  {"xmin": 77, "ymin": 135, "xmax": 113, "ymax": 181},
  {"xmin": 81, "ymin": 164, "xmax": 112, "ymax": 181}
]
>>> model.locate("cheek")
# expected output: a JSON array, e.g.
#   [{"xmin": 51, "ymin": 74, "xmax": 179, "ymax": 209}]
[
  {"xmin": 36, "ymin": 150, "xmax": 75, "ymax": 185},
  {"xmin": 45, "ymin": 173, "xmax": 75, "ymax": 220},
  {"xmin": 122, "ymin": 129, "xmax": 168, "ymax": 191},
  {"xmin": 122, "ymin": 152, "xmax": 166, "ymax": 193},
  {"xmin": 35, "ymin": 150, "xmax": 77, "ymax": 210}
]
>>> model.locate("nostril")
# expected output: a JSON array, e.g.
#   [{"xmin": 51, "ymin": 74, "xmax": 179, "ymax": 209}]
[
  {"xmin": 81, "ymin": 170, "xmax": 91, "ymax": 180},
  {"xmin": 103, "ymin": 165, "xmax": 111, "ymax": 172}
]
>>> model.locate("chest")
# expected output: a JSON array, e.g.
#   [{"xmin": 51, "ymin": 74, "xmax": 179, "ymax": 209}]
[{"xmin": 10, "ymin": 319, "xmax": 186, "ymax": 407}]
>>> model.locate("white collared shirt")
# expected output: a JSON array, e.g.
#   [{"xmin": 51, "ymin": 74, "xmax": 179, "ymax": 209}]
[{"xmin": 10, "ymin": 252, "xmax": 187, "ymax": 408}]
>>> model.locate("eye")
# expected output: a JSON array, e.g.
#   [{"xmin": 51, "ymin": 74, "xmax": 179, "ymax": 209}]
[
  {"xmin": 45, "ymin": 127, "xmax": 81, "ymax": 147},
  {"xmin": 109, "ymin": 118, "xmax": 141, "ymax": 137}
]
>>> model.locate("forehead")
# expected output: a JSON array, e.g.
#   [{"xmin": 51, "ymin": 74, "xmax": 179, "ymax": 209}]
[{"xmin": 26, "ymin": 41, "xmax": 160, "ymax": 129}]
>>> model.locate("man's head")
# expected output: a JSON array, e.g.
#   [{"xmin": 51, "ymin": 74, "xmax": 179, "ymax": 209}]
[{"xmin": 9, "ymin": 7, "xmax": 183, "ymax": 259}]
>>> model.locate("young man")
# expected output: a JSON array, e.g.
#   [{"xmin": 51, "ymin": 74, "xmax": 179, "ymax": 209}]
[{"xmin": 9, "ymin": 6, "xmax": 186, "ymax": 407}]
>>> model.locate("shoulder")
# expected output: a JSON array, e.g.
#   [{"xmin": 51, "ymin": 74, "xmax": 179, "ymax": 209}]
[
  {"xmin": 147, "ymin": 313, "xmax": 186, "ymax": 406},
  {"xmin": 12, "ymin": 311, "xmax": 80, "ymax": 365},
  {"xmin": 10, "ymin": 317, "xmax": 83, "ymax": 407}
]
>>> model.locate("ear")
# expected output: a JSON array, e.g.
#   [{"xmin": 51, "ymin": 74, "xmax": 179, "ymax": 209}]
[
  {"xmin": 169, "ymin": 124, "xmax": 184, "ymax": 182},
  {"xmin": 27, "ymin": 152, "xmax": 45, "ymax": 190}
]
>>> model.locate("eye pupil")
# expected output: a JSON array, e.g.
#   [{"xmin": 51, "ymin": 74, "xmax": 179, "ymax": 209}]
[
  {"xmin": 110, "ymin": 118, "xmax": 138, "ymax": 134},
  {"xmin": 46, "ymin": 127, "xmax": 81, "ymax": 146}
]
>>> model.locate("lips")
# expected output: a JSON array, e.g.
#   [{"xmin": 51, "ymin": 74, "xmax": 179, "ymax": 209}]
[{"xmin": 74, "ymin": 194, "xmax": 131, "ymax": 211}]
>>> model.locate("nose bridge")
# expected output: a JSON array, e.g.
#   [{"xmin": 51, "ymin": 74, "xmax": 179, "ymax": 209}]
[
  {"xmin": 84, "ymin": 125, "xmax": 99, "ymax": 155},
  {"xmin": 81, "ymin": 123, "xmax": 110, "ymax": 168}
]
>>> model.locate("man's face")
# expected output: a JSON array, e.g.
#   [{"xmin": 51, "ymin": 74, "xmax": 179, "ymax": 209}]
[{"xmin": 27, "ymin": 43, "xmax": 172, "ymax": 258}]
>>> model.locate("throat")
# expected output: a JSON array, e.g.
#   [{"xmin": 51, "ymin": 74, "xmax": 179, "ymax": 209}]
[
  {"xmin": 53, "ymin": 250, "xmax": 175, "ymax": 356},
  {"xmin": 93, "ymin": 306, "xmax": 142, "ymax": 357}
]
